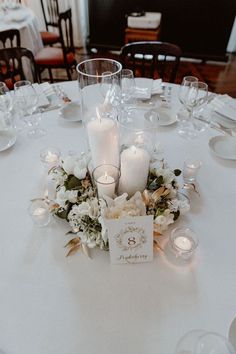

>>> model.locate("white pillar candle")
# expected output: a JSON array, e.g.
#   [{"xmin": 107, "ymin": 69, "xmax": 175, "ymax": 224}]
[
  {"xmin": 87, "ymin": 117, "xmax": 119, "ymax": 168},
  {"xmin": 97, "ymin": 172, "xmax": 115, "ymax": 198},
  {"xmin": 119, "ymin": 146, "xmax": 150, "ymax": 197}
]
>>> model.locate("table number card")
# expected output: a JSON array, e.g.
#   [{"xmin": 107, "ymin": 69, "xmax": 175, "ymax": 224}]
[{"xmin": 106, "ymin": 215, "xmax": 153, "ymax": 264}]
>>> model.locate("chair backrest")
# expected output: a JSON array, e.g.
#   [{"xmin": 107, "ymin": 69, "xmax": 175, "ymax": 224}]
[
  {"xmin": 40, "ymin": 0, "xmax": 59, "ymax": 31},
  {"xmin": 58, "ymin": 9, "xmax": 75, "ymax": 56},
  {"xmin": 0, "ymin": 47, "xmax": 38, "ymax": 89},
  {"xmin": 121, "ymin": 41, "xmax": 182, "ymax": 83},
  {"xmin": 0, "ymin": 29, "xmax": 21, "ymax": 48}
]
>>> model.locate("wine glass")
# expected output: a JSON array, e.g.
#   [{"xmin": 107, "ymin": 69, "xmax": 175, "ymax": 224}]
[
  {"xmin": 178, "ymin": 76, "xmax": 198, "ymax": 101},
  {"xmin": 185, "ymin": 81, "xmax": 208, "ymax": 117},
  {"xmin": 100, "ymin": 71, "xmax": 121, "ymax": 115},
  {"xmin": 121, "ymin": 69, "xmax": 136, "ymax": 108},
  {"xmin": 175, "ymin": 329, "xmax": 235, "ymax": 354},
  {"xmin": 14, "ymin": 80, "xmax": 46, "ymax": 138},
  {"xmin": 177, "ymin": 76, "xmax": 198, "ymax": 139},
  {"xmin": 0, "ymin": 82, "xmax": 13, "ymax": 129}
]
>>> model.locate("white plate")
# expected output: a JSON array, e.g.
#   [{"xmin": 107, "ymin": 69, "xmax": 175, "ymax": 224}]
[
  {"xmin": 59, "ymin": 102, "xmax": 81, "ymax": 122},
  {"xmin": 213, "ymin": 112, "xmax": 236, "ymax": 129},
  {"xmin": 229, "ymin": 317, "xmax": 236, "ymax": 350},
  {"xmin": 145, "ymin": 107, "xmax": 177, "ymax": 126},
  {"xmin": 208, "ymin": 136, "xmax": 236, "ymax": 160},
  {"xmin": 0, "ymin": 129, "xmax": 17, "ymax": 152}
]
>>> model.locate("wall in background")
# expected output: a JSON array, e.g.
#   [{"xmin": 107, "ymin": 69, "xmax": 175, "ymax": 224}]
[{"xmin": 87, "ymin": 0, "xmax": 236, "ymax": 59}]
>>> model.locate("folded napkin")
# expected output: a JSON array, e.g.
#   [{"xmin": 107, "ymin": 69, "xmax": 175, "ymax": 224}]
[
  {"xmin": 151, "ymin": 79, "xmax": 163, "ymax": 95},
  {"xmin": 210, "ymin": 94, "xmax": 236, "ymax": 122},
  {"xmin": 134, "ymin": 78, "xmax": 163, "ymax": 99},
  {"xmin": 32, "ymin": 83, "xmax": 50, "ymax": 108}
]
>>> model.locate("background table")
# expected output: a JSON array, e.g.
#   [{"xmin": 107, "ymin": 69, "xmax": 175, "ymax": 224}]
[
  {"xmin": 0, "ymin": 81, "xmax": 236, "ymax": 354},
  {"xmin": 0, "ymin": 5, "xmax": 43, "ymax": 54}
]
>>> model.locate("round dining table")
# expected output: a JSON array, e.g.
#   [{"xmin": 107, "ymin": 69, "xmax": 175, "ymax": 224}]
[
  {"xmin": 0, "ymin": 80, "xmax": 236, "ymax": 354},
  {"xmin": 0, "ymin": 4, "xmax": 43, "ymax": 54}
]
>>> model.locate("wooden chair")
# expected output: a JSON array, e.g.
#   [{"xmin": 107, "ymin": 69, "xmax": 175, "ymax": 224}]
[
  {"xmin": 0, "ymin": 47, "xmax": 38, "ymax": 89},
  {"xmin": 120, "ymin": 41, "xmax": 182, "ymax": 83},
  {"xmin": 40, "ymin": 0, "xmax": 60, "ymax": 46},
  {"xmin": 0, "ymin": 29, "xmax": 21, "ymax": 48},
  {"xmin": 35, "ymin": 9, "xmax": 76, "ymax": 82}
]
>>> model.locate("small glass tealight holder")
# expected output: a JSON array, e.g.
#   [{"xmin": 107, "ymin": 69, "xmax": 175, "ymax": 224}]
[
  {"xmin": 28, "ymin": 199, "xmax": 51, "ymax": 227},
  {"xmin": 183, "ymin": 159, "xmax": 202, "ymax": 183},
  {"xmin": 40, "ymin": 147, "xmax": 61, "ymax": 169},
  {"xmin": 170, "ymin": 227, "xmax": 198, "ymax": 260},
  {"xmin": 92, "ymin": 164, "xmax": 120, "ymax": 199}
]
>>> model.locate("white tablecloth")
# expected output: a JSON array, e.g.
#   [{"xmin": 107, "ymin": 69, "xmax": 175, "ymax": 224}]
[
  {"xmin": 0, "ymin": 5, "xmax": 43, "ymax": 55},
  {"xmin": 0, "ymin": 81, "xmax": 236, "ymax": 354}
]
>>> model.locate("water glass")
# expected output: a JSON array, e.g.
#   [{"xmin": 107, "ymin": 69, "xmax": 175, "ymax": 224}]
[
  {"xmin": 121, "ymin": 69, "xmax": 136, "ymax": 107},
  {"xmin": 14, "ymin": 80, "xmax": 46, "ymax": 138}
]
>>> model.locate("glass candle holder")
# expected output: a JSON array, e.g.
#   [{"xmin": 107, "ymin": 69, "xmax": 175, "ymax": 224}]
[
  {"xmin": 92, "ymin": 164, "xmax": 120, "ymax": 199},
  {"xmin": 40, "ymin": 147, "xmax": 61, "ymax": 169},
  {"xmin": 77, "ymin": 58, "xmax": 122, "ymax": 169},
  {"xmin": 118, "ymin": 107, "xmax": 159, "ymax": 155},
  {"xmin": 28, "ymin": 199, "xmax": 51, "ymax": 227},
  {"xmin": 183, "ymin": 159, "xmax": 202, "ymax": 183},
  {"xmin": 169, "ymin": 227, "xmax": 198, "ymax": 260}
]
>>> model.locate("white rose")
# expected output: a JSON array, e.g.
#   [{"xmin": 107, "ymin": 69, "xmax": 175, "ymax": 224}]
[
  {"xmin": 62, "ymin": 156, "xmax": 76, "ymax": 174},
  {"xmin": 73, "ymin": 163, "xmax": 87, "ymax": 180}
]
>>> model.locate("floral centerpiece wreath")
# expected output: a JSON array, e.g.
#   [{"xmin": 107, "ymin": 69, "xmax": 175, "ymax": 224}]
[{"xmin": 48, "ymin": 153, "xmax": 190, "ymax": 257}]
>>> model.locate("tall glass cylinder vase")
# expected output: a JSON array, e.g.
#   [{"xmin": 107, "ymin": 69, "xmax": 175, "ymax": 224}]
[{"xmin": 77, "ymin": 58, "xmax": 122, "ymax": 170}]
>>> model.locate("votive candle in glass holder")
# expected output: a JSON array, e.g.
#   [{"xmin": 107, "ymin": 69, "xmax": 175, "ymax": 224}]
[
  {"xmin": 183, "ymin": 159, "xmax": 202, "ymax": 183},
  {"xmin": 92, "ymin": 164, "xmax": 120, "ymax": 198},
  {"xmin": 170, "ymin": 227, "xmax": 198, "ymax": 260},
  {"xmin": 28, "ymin": 199, "xmax": 51, "ymax": 227},
  {"xmin": 40, "ymin": 147, "xmax": 61, "ymax": 169}
]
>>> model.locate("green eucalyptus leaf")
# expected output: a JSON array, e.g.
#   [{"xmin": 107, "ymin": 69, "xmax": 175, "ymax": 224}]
[{"xmin": 67, "ymin": 175, "xmax": 80, "ymax": 189}]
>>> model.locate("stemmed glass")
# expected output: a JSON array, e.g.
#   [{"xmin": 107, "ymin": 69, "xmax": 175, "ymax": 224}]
[
  {"xmin": 175, "ymin": 329, "xmax": 235, "ymax": 354},
  {"xmin": 14, "ymin": 80, "xmax": 46, "ymax": 138},
  {"xmin": 186, "ymin": 81, "xmax": 208, "ymax": 118},
  {"xmin": 121, "ymin": 69, "xmax": 136, "ymax": 108},
  {"xmin": 177, "ymin": 77, "xmax": 208, "ymax": 139},
  {"xmin": 100, "ymin": 71, "xmax": 121, "ymax": 116},
  {"xmin": 0, "ymin": 82, "xmax": 13, "ymax": 129}
]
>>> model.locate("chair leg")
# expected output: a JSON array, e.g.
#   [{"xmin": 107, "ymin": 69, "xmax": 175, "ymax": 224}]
[
  {"xmin": 48, "ymin": 68, "xmax": 54, "ymax": 83},
  {"xmin": 65, "ymin": 65, "xmax": 72, "ymax": 81},
  {"xmin": 37, "ymin": 67, "xmax": 42, "ymax": 83}
]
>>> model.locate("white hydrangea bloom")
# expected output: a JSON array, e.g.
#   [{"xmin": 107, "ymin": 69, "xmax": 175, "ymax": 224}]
[
  {"xmin": 55, "ymin": 186, "xmax": 68, "ymax": 208},
  {"xmin": 154, "ymin": 209, "xmax": 174, "ymax": 233},
  {"xmin": 67, "ymin": 190, "xmax": 78, "ymax": 203}
]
